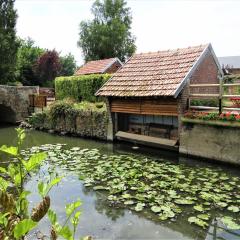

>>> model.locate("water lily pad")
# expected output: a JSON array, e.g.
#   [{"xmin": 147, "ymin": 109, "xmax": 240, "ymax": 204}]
[
  {"xmin": 227, "ymin": 206, "xmax": 239, "ymax": 213},
  {"xmin": 220, "ymin": 216, "xmax": 240, "ymax": 230},
  {"xmin": 159, "ymin": 213, "xmax": 169, "ymax": 221},
  {"xmin": 151, "ymin": 206, "xmax": 162, "ymax": 213},
  {"xmin": 188, "ymin": 216, "xmax": 208, "ymax": 228},
  {"xmin": 197, "ymin": 214, "xmax": 210, "ymax": 220},
  {"xmin": 122, "ymin": 193, "xmax": 132, "ymax": 199},
  {"xmin": 193, "ymin": 205, "xmax": 205, "ymax": 212},
  {"xmin": 124, "ymin": 200, "xmax": 135, "ymax": 205},
  {"xmin": 135, "ymin": 203, "xmax": 145, "ymax": 212},
  {"xmin": 174, "ymin": 199, "xmax": 194, "ymax": 205},
  {"xmin": 93, "ymin": 186, "xmax": 108, "ymax": 191},
  {"xmin": 216, "ymin": 202, "xmax": 228, "ymax": 208}
]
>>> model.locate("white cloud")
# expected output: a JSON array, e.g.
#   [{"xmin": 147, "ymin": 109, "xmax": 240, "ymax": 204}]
[{"xmin": 15, "ymin": 0, "xmax": 240, "ymax": 65}]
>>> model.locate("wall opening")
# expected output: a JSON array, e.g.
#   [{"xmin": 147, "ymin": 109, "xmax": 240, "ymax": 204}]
[
  {"xmin": 117, "ymin": 113, "xmax": 179, "ymax": 140},
  {"xmin": 0, "ymin": 105, "xmax": 16, "ymax": 123}
]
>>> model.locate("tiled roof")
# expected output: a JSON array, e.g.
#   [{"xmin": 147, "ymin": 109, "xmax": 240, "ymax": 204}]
[
  {"xmin": 75, "ymin": 58, "xmax": 120, "ymax": 75},
  {"xmin": 218, "ymin": 56, "xmax": 240, "ymax": 69},
  {"xmin": 96, "ymin": 44, "xmax": 208, "ymax": 97}
]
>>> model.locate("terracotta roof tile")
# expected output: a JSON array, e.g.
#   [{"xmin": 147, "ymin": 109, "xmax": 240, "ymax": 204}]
[
  {"xmin": 96, "ymin": 44, "xmax": 208, "ymax": 97},
  {"xmin": 75, "ymin": 58, "xmax": 120, "ymax": 75}
]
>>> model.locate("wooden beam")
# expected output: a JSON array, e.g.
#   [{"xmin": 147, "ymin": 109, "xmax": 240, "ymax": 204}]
[
  {"xmin": 222, "ymin": 95, "xmax": 240, "ymax": 98},
  {"xmin": 189, "ymin": 94, "xmax": 219, "ymax": 98},
  {"xmin": 223, "ymin": 83, "xmax": 240, "ymax": 87},
  {"xmin": 223, "ymin": 107, "xmax": 240, "ymax": 111},
  {"xmin": 190, "ymin": 106, "xmax": 219, "ymax": 110},
  {"xmin": 190, "ymin": 84, "xmax": 220, "ymax": 87}
]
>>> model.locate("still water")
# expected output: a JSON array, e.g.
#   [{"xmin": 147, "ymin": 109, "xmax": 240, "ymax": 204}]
[{"xmin": 0, "ymin": 124, "xmax": 239, "ymax": 240}]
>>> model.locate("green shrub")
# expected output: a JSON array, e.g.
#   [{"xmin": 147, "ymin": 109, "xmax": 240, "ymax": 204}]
[
  {"xmin": 55, "ymin": 74, "xmax": 111, "ymax": 102},
  {"xmin": 223, "ymin": 74, "xmax": 240, "ymax": 84},
  {"xmin": 49, "ymin": 100, "xmax": 74, "ymax": 124},
  {"xmin": 191, "ymin": 99, "xmax": 218, "ymax": 107},
  {"xmin": 28, "ymin": 112, "xmax": 47, "ymax": 127}
]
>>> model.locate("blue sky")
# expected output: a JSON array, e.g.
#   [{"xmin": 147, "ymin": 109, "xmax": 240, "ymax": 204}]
[{"xmin": 15, "ymin": 0, "xmax": 240, "ymax": 65}]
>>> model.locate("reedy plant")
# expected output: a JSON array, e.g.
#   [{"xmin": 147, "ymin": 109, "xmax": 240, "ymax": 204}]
[{"xmin": 0, "ymin": 128, "xmax": 84, "ymax": 240}]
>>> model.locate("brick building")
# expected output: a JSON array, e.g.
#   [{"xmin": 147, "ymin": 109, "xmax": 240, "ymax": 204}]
[
  {"xmin": 75, "ymin": 58, "xmax": 122, "ymax": 75},
  {"xmin": 96, "ymin": 44, "xmax": 223, "ymax": 149},
  {"xmin": 218, "ymin": 56, "xmax": 240, "ymax": 75}
]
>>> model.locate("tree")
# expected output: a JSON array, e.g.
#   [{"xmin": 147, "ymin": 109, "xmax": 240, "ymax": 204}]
[
  {"xmin": 0, "ymin": 0, "xmax": 19, "ymax": 84},
  {"xmin": 78, "ymin": 0, "xmax": 136, "ymax": 62},
  {"xmin": 16, "ymin": 38, "xmax": 45, "ymax": 86},
  {"xmin": 34, "ymin": 50, "xmax": 61, "ymax": 87},
  {"xmin": 59, "ymin": 53, "xmax": 77, "ymax": 76}
]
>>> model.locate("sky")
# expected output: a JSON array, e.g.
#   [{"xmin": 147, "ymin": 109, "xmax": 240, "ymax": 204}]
[{"xmin": 15, "ymin": 0, "xmax": 240, "ymax": 65}]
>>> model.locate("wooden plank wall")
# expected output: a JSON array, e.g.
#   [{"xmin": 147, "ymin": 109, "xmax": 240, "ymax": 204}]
[{"xmin": 110, "ymin": 98, "xmax": 178, "ymax": 116}]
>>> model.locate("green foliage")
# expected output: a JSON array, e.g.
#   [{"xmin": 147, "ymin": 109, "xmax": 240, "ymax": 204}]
[
  {"xmin": 28, "ymin": 100, "xmax": 107, "ymax": 132},
  {"xmin": 55, "ymin": 74, "xmax": 111, "ymax": 102},
  {"xmin": 188, "ymin": 216, "xmax": 208, "ymax": 228},
  {"xmin": 49, "ymin": 100, "xmax": 74, "ymax": 123},
  {"xmin": 28, "ymin": 112, "xmax": 47, "ymax": 128},
  {"xmin": 78, "ymin": 0, "xmax": 136, "ymax": 62},
  {"xmin": 15, "ymin": 38, "xmax": 77, "ymax": 86},
  {"xmin": 38, "ymin": 176, "xmax": 63, "ymax": 198},
  {"xmin": 45, "ymin": 146, "xmax": 240, "ymax": 230},
  {"xmin": 220, "ymin": 216, "xmax": 240, "ymax": 230},
  {"xmin": 47, "ymin": 200, "xmax": 81, "ymax": 240},
  {"xmin": 13, "ymin": 219, "xmax": 37, "ymax": 239},
  {"xmin": 59, "ymin": 53, "xmax": 77, "ymax": 76},
  {"xmin": 223, "ymin": 74, "xmax": 240, "ymax": 84},
  {"xmin": 191, "ymin": 99, "xmax": 218, "ymax": 107},
  {"xmin": 0, "ymin": 0, "xmax": 19, "ymax": 84},
  {"xmin": 0, "ymin": 129, "xmax": 82, "ymax": 239},
  {"xmin": 15, "ymin": 38, "xmax": 44, "ymax": 86}
]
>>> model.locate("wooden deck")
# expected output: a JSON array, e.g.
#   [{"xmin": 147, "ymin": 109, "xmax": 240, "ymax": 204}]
[{"xmin": 115, "ymin": 131, "xmax": 179, "ymax": 151}]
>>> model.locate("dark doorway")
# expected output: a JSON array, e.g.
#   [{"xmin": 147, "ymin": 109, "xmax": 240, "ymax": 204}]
[
  {"xmin": 0, "ymin": 105, "xmax": 16, "ymax": 123},
  {"xmin": 118, "ymin": 113, "xmax": 129, "ymax": 132}
]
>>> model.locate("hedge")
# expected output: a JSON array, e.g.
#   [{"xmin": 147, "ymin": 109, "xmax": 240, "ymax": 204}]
[{"xmin": 55, "ymin": 74, "xmax": 111, "ymax": 102}]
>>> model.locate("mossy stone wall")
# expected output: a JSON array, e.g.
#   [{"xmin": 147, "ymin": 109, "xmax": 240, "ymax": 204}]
[{"xmin": 30, "ymin": 109, "xmax": 108, "ymax": 140}]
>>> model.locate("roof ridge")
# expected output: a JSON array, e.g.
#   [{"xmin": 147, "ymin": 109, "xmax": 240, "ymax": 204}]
[{"xmin": 134, "ymin": 44, "xmax": 209, "ymax": 57}]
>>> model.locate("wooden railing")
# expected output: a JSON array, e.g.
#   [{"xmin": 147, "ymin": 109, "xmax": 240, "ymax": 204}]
[{"xmin": 189, "ymin": 82, "xmax": 240, "ymax": 113}]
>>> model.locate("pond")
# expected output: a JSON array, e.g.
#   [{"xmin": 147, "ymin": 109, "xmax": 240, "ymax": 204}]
[{"xmin": 0, "ymin": 124, "xmax": 240, "ymax": 240}]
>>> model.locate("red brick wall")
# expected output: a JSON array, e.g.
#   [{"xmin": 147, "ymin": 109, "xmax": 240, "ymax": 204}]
[
  {"xmin": 105, "ymin": 62, "xmax": 122, "ymax": 74},
  {"xmin": 190, "ymin": 51, "xmax": 219, "ymax": 94},
  {"xmin": 177, "ymin": 50, "xmax": 220, "ymax": 135}
]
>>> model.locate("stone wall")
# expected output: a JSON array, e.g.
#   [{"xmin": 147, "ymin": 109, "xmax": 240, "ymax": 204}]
[
  {"xmin": 0, "ymin": 85, "xmax": 39, "ymax": 123},
  {"xmin": 31, "ymin": 109, "xmax": 109, "ymax": 140},
  {"xmin": 180, "ymin": 120, "xmax": 240, "ymax": 165}
]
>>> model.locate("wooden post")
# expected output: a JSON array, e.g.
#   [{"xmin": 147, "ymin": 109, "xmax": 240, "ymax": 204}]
[
  {"xmin": 187, "ymin": 98, "xmax": 190, "ymax": 110},
  {"xmin": 219, "ymin": 75, "xmax": 223, "ymax": 114}
]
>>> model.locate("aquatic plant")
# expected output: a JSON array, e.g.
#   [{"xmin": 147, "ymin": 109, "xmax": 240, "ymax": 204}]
[
  {"xmin": 22, "ymin": 145, "xmax": 240, "ymax": 231},
  {"xmin": 0, "ymin": 129, "xmax": 83, "ymax": 240}
]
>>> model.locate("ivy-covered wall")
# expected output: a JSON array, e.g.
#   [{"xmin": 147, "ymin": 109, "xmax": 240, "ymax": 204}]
[
  {"xmin": 55, "ymin": 74, "xmax": 111, "ymax": 102},
  {"xmin": 29, "ymin": 101, "xmax": 109, "ymax": 140}
]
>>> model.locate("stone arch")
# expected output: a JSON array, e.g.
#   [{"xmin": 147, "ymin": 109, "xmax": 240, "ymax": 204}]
[{"xmin": 0, "ymin": 104, "xmax": 16, "ymax": 123}]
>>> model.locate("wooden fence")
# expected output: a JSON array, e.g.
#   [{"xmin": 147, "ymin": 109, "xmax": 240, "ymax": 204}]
[
  {"xmin": 29, "ymin": 95, "xmax": 47, "ymax": 109},
  {"xmin": 188, "ymin": 81, "xmax": 240, "ymax": 113}
]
